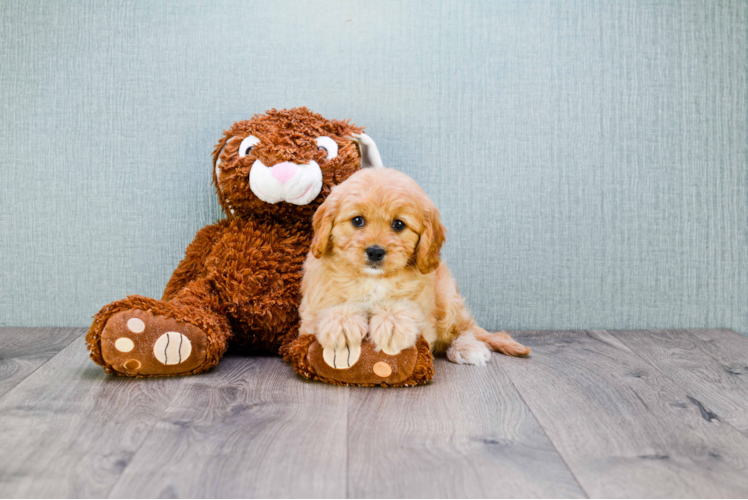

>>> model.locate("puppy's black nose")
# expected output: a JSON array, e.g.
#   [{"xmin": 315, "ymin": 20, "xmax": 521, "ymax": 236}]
[{"xmin": 365, "ymin": 246, "xmax": 386, "ymax": 262}]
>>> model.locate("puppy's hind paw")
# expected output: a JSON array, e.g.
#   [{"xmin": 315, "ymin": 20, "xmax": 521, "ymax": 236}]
[{"xmin": 447, "ymin": 333, "xmax": 492, "ymax": 366}]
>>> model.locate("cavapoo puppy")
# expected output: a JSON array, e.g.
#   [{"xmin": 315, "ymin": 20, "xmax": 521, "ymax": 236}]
[{"xmin": 298, "ymin": 166, "xmax": 529, "ymax": 365}]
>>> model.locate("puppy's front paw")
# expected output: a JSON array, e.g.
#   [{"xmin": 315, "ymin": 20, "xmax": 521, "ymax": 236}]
[
  {"xmin": 369, "ymin": 303, "xmax": 420, "ymax": 355},
  {"xmin": 316, "ymin": 307, "xmax": 368, "ymax": 369},
  {"xmin": 447, "ymin": 332, "xmax": 492, "ymax": 366}
]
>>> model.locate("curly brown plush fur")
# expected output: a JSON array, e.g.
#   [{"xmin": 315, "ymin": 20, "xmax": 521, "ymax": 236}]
[{"xmin": 86, "ymin": 108, "xmax": 363, "ymax": 377}]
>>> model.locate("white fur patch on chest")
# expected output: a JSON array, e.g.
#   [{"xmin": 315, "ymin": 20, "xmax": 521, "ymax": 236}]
[
  {"xmin": 364, "ymin": 279, "xmax": 389, "ymax": 303},
  {"xmin": 355, "ymin": 277, "xmax": 398, "ymax": 312}
]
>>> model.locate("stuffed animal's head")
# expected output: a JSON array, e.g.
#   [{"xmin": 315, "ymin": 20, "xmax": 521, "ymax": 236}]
[{"xmin": 213, "ymin": 107, "xmax": 381, "ymax": 221}]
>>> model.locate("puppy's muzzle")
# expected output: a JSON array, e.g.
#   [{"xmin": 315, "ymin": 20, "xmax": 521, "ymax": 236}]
[{"xmin": 365, "ymin": 245, "xmax": 386, "ymax": 263}]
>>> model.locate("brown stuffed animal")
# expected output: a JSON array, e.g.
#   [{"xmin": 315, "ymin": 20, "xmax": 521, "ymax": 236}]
[{"xmin": 86, "ymin": 107, "xmax": 411, "ymax": 378}]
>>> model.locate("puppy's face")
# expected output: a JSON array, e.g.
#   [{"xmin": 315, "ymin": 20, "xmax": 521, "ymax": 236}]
[{"xmin": 311, "ymin": 167, "xmax": 446, "ymax": 276}]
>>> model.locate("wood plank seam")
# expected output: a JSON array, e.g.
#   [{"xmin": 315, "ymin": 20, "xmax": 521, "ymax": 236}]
[
  {"xmin": 497, "ymin": 329, "xmax": 748, "ymax": 498},
  {"xmin": 345, "ymin": 386, "xmax": 351, "ymax": 499},
  {"xmin": 0, "ymin": 328, "xmax": 86, "ymax": 404},
  {"xmin": 345, "ymin": 357, "xmax": 587, "ymax": 498},
  {"xmin": 0, "ymin": 334, "xmax": 186, "ymax": 497},
  {"xmin": 609, "ymin": 329, "xmax": 748, "ymax": 440},
  {"xmin": 85, "ymin": 337, "xmax": 186, "ymax": 498},
  {"xmin": 493, "ymin": 358, "xmax": 591, "ymax": 499},
  {"xmin": 102, "ymin": 406, "xmax": 181, "ymax": 499},
  {"xmin": 104, "ymin": 357, "xmax": 350, "ymax": 498}
]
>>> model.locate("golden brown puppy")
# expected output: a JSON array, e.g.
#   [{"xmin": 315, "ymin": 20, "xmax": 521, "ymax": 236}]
[{"xmin": 298, "ymin": 166, "xmax": 529, "ymax": 365}]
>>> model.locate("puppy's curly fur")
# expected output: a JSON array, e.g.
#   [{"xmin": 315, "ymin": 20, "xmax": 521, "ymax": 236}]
[{"xmin": 299, "ymin": 167, "xmax": 529, "ymax": 365}]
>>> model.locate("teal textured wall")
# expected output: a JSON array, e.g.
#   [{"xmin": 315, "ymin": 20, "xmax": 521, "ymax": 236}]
[{"xmin": 1, "ymin": 1, "xmax": 746, "ymax": 333}]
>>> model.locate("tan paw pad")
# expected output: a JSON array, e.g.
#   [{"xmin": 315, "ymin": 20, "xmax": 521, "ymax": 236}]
[
  {"xmin": 114, "ymin": 337, "xmax": 134, "ymax": 353},
  {"xmin": 124, "ymin": 359, "xmax": 141, "ymax": 371},
  {"xmin": 126, "ymin": 318, "xmax": 145, "ymax": 333},
  {"xmin": 372, "ymin": 361, "xmax": 392, "ymax": 377}
]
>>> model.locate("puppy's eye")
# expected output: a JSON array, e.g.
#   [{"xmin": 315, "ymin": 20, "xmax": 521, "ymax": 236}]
[
  {"xmin": 238, "ymin": 135, "xmax": 260, "ymax": 158},
  {"xmin": 316, "ymin": 136, "xmax": 339, "ymax": 160},
  {"xmin": 392, "ymin": 219, "xmax": 406, "ymax": 232},
  {"xmin": 351, "ymin": 216, "xmax": 365, "ymax": 228}
]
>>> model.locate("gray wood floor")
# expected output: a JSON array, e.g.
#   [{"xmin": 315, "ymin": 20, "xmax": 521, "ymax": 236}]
[{"xmin": 0, "ymin": 328, "xmax": 747, "ymax": 498}]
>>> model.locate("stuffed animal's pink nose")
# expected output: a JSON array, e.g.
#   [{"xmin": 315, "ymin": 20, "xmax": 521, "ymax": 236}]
[{"xmin": 271, "ymin": 162, "xmax": 297, "ymax": 184}]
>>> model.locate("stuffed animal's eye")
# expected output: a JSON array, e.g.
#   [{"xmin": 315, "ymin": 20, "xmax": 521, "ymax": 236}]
[
  {"xmin": 351, "ymin": 216, "xmax": 365, "ymax": 228},
  {"xmin": 392, "ymin": 219, "xmax": 406, "ymax": 232},
  {"xmin": 316, "ymin": 136, "xmax": 339, "ymax": 160},
  {"xmin": 238, "ymin": 135, "xmax": 260, "ymax": 158}
]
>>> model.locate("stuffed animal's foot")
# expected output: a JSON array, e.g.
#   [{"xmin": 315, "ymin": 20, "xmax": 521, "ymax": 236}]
[
  {"xmin": 284, "ymin": 335, "xmax": 435, "ymax": 387},
  {"xmin": 92, "ymin": 305, "xmax": 216, "ymax": 377}
]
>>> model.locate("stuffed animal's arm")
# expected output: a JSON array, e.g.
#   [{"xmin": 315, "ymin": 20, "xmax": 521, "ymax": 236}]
[{"xmin": 162, "ymin": 220, "xmax": 231, "ymax": 301}]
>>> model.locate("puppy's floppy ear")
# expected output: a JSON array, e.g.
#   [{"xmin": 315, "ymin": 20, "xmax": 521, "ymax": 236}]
[
  {"xmin": 415, "ymin": 205, "xmax": 446, "ymax": 274},
  {"xmin": 311, "ymin": 194, "xmax": 338, "ymax": 258}
]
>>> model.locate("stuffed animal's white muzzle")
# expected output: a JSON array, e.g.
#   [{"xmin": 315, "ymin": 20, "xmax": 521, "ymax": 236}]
[{"xmin": 249, "ymin": 160, "xmax": 323, "ymax": 205}]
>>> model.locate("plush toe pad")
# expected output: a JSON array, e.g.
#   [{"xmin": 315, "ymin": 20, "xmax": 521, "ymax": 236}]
[{"xmin": 100, "ymin": 309, "xmax": 208, "ymax": 376}]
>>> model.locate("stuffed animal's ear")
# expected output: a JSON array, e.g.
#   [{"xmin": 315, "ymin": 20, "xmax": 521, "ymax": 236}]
[
  {"xmin": 311, "ymin": 194, "xmax": 338, "ymax": 258},
  {"xmin": 415, "ymin": 206, "xmax": 446, "ymax": 274},
  {"xmin": 350, "ymin": 133, "xmax": 383, "ymax": 168},
  {"xmin": 212, "ymin": 134, "xmax": 239, "ymax": 217},
  {"xmin": 212, "ymin": 135, "xmax": 234, "ymax": 185}
]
